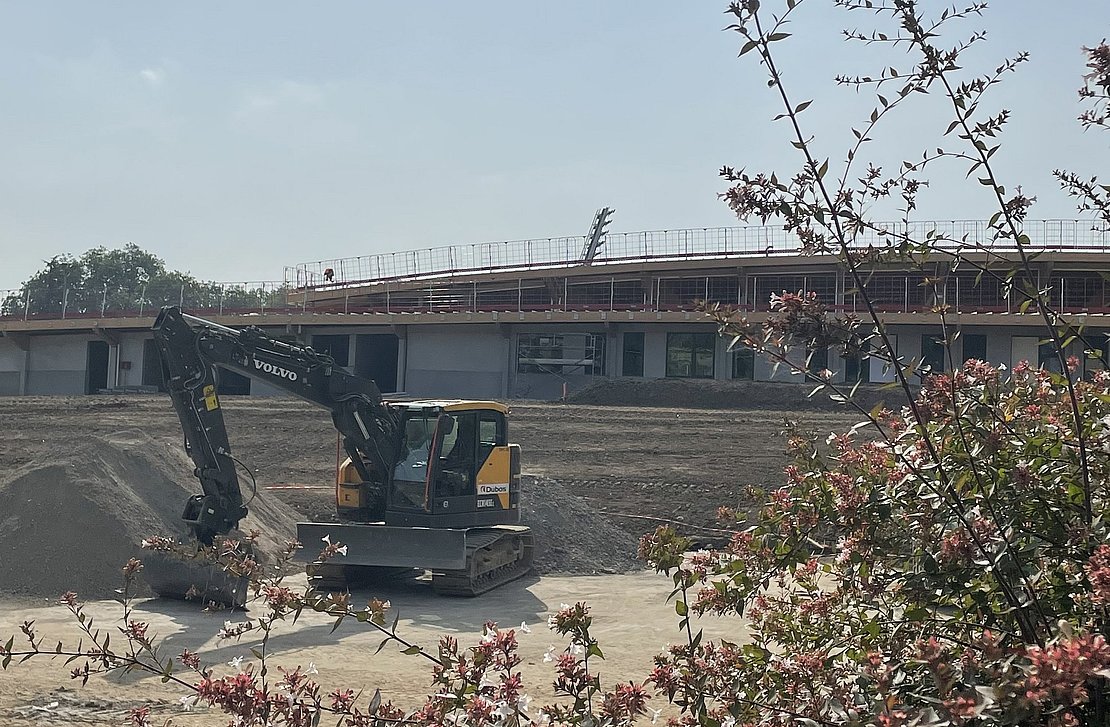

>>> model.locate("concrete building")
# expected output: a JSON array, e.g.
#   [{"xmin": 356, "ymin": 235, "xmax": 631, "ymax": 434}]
[{"xmin": 2, "ymin": 220, "xmax": 1108, "ymax": 399}]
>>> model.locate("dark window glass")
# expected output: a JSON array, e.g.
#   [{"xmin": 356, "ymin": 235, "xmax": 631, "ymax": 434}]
[
  {"xmin": 808, "ymin": 347, "xmax": 829, "ymax": 374},
  {"xmin": 732, "ymin": 347, "xmax": 755, "ymax": 380},
  {"xmin": 666, "ymin": 333, "xmax": 715, "ymax": 378},
  {"xmin": 845, "ymin": 347, "xmax": 870, "ymax": 383},
  {"xmin": 962, "ymin": 334, "xmax": 987, "ymax": 363},
  {"xmin": 312, "ymin": 334, "xmax": 351, "ymax": 367},
  {"xmin": 517, "ymin": 333, "xmax": 605, "ymax": 375},
  {"xmin": 622, "ymin": 332, "xmax": 645, "ymax": 377},
  {"xmin": 921, "ymin": 334, "xmax": 945, "ymax": 374}
]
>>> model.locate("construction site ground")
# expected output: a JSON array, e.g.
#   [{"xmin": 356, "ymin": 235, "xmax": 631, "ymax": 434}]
[{"xmin": 0, "ymin": 393, "xmax": 861, "ymax": 724}]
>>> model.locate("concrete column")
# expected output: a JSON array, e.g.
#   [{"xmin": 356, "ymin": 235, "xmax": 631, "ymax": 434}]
[
  {"xmin": 19, "ymin": 347, "xmax": 29, "ymax": 395},
  {"xmin": 395, "ymin": 326, "xmax": 408, "ymax": 393},
  {"xmin": 108, "ymin": 344, "xmax": 121, "ymax": 388},
  {"xmin": 501, "ymin": 326, "xmax": 513, "ymax": 399}
]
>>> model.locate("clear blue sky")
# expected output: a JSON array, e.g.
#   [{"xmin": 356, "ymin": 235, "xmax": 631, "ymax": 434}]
[{"xmin": 1, "ymin": 2, "xmax": 1107, "ymax": 288}]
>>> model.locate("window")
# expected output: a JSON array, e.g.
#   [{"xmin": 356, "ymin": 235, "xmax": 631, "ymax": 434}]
[
  {"xmin": 844, "ymin": 346, "xmax": 870, "ymax": 384},
  {"xmin": 962, "ymin": 333, "xmax": 987, "ymax": 363},
  {"xmin": 477, "ymin": 411, "xmax": 506, "ymax": 468},
  {"xmin": 517, "ymin": 333, "xmax": 606, "ymax": 375},
  {"xmin": 807, "ymin": 347, "xmax": 829, "ymax": 375},
  {"xmin": 434, "ymin": 412, "xmax": 478, "ymax": 498},
  {"xmin": 921, "ymin": 334, "xmax": 945, "ymax": 375},
  {"xmin": 666, "ymin": 333, "xmax": 715, "ymax": 378},
  {"xmin": 732, "ymin": 347, "xmax": 755, "ymax": 380},
  {"xmin": 392, "ymin": 414, "xmax": 436, "ymax": 510},
  {"xmin": 622, "ymin": 332, "xmax": 645, "ymax": 377},
  {"xmin": 312, "ymin": 334, "xmax": 351, "ymax": 367}
]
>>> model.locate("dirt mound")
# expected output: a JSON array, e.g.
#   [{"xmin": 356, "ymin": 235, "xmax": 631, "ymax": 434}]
[
  {"xmin": 521, "ymin": 476, "xmax": 643, "ymax": 575},
  {"xmin": 0, "ymin": 430, "xmax": 298, "ymax": 600},
  {"xmin": 567, "ymin": 377, "xmax": 887, "ymax": 411}
]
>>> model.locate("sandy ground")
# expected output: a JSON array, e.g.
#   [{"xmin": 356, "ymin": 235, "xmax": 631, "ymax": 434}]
[
  {"xmin": 0, "ymin": 572, "xmax": 744, "ymax": 726},
  {"xmin": 0, "ymin": 395, "xmax": 860, "ymax": 532},
  {"xmin": 0, "ymin": 393, "xmax": 860, "ymax": 725}
]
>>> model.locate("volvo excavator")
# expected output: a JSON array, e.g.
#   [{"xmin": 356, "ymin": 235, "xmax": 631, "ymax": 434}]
[{"xmin": 145, "ymin": 306, "xmax": 533, "ymax": 604}]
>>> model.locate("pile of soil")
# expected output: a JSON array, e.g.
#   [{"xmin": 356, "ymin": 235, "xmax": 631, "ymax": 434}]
[
  {"xmin": 568, "ymin": 377, "xmax": 887, "ymax": 411},
  {"xmin": 521, "ymin": 476, "xmax": 643, "ymax": 575},
  {"xmin": 0, "ymin": 430, "xmax": 298, "ymax": 600}
]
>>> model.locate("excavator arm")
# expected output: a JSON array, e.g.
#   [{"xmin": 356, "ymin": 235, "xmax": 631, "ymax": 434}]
[{"xmin": 152, "ymin": 306, "xmax": 401, "ymax": 544}]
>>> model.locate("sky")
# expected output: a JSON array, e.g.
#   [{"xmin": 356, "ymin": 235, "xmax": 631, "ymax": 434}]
[{"xmin": 1, "ymin": 1, "xmax": 1107, "ymax": 289}]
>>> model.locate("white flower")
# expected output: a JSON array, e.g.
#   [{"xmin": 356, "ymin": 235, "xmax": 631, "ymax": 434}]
[
  {"xmin": 306, "ymin": 662, "xmax": 319, "ymax": 675},
  {"xmin": 543, "ymin": 646, "xmax": 557, "ymax": 663},
  {"xmin": 559, "ymin": 603, "xmax": 571, "ymax": 611},
  {"xmin": 722, "ymin": 718, "xmax": 736, "ymax": 727},
  {"xmin": 179, "ymin": 695, "xmax": 198, "ymax": 711},
  {"xmin": 481, "ymin": 630, "xmax": 497, "ymax": 644},
  {"xmin": 336, "ymin": 545, "xmax": 348, "ymax": 557},
  {"xmin": 494, "ymin": 701, "xmax": 515, "ymax": 720},
  {"xmin": 321, "ymin": 534, "xmax": 331, "ymax": 545},
  {"xmin": 649, "ymin": 707, "xmax": 663, "ymax": 724},
  {"xmin": 569, "ymin": 642, "xmax": 585, "ymax": 657},
  {"xmin": 517, "ymin": 694, "xmax": 533, "ymax": 713},
  {"xmin": 519, "ymin": 621, "xmax": 531, "ymax": 634},
  {"xmin": 227, "ymin": 655, "xmax": 244, "ymax": 671}
]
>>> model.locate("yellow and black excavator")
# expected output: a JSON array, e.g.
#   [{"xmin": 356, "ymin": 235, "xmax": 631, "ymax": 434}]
[{"xmin": 146, "ymin": 306, "xmax": 533, "ymax": 603}]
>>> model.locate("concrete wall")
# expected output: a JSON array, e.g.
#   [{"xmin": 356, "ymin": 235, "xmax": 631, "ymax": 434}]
[
  {"xmin": 2, "ymin": 322, "xmax": 1107, "ymax": 399},
  {"xmin": 405, "ymin": 325, "xmax": 507, "ymax": 399}
]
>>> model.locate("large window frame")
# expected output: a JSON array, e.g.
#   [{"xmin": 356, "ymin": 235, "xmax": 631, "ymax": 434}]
[
  {"xmin": 517, "ymin": 333, "xmax": 606, "ymax": 375},
  {"xmin": 666, "ymin": 332, "xmax": 716, "ymax": 379}
]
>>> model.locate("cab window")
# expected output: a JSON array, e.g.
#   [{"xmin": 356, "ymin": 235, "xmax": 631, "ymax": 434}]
[
  {"xmin": 477, "ymin": 411, "xmax": 506, "ymax": 467},
  {"xmin": 434, "ymin": 412, "xmax": 477, "ymax": 498},
  {"xmin": 391, "ymin": 414, "xmax": 434, "ymax": 509}
]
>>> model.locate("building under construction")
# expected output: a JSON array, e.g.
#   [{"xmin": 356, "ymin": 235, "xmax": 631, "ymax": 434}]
[{"xmin": 2, "ymin": 216, "xmax": 1109, "ymax": 399}]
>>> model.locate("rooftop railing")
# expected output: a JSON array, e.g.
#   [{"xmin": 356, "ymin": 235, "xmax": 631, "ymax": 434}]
[
  {"xmin": 0, "ymin": 280, "xmax": 291, "ymax": 322},
  {"xmin": 285, "ymin": 219, "xmax": 1110, "ymax": 291}
]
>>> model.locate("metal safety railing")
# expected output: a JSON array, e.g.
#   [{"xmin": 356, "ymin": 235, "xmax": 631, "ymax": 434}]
[
  {"xmin": 286, "ymin": 219, "xmax": 1110, "ymax": 291},
  {"xmin": 0, "ymin": 280, "xmax": 292, "ymax": 322}
]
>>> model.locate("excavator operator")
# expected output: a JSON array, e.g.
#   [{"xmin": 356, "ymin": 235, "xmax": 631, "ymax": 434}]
[{"xmin": 437, "ymin": 414, "xmax": 477, "ymax": 497}]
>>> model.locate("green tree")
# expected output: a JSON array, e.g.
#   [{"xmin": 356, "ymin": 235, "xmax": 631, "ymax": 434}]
[{"xmin": 2, "ymin": 243, "xmax": 290, "ymax": 317}]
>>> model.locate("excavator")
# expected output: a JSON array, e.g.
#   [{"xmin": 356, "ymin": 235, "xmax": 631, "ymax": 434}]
[{"xmin": 144, "ymin": 306, "xmax": 533, "ymax": 604}]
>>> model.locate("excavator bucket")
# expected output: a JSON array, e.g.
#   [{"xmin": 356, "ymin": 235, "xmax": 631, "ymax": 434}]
[{"xmin": 142, "ymin": 546, "xmax": 250, "ymax": 609}]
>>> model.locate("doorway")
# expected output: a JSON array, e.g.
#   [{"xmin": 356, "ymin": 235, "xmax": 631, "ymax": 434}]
[
  {"xmin": 356, "ymin": 334, "xmax": 399, "ymax": 393},
  {"xmin": 85, "ymin": 340, "xmax": 109, "ymax": 394}
]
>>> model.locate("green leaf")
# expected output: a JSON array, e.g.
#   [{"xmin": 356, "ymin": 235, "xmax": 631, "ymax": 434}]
[
  {"xmin": 767, "ymin": 32, "xmax": 791, "ymax": 41},
  {"xmin": 676, "ymin": 600, "xmax": 688, "ymax": 617},
  {"xmin": 795, "ymin": 100, "xmax": 812, "ymax": 113},
  {"xmin": 401, "ymin": 645, "xmax": 421, "ymax": 655},
  {"xmin": 739, "ymin": 40, "xmax": 758, "ymax": 56}
]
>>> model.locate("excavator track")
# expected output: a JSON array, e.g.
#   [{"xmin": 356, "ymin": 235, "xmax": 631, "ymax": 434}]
[
  {"xmin": 306, "ymin": 564, "xmax": 413, "ymax": 593},
  {"xmin": 431, "ymin": 526, "xmax": 534, "ymax": 597}
]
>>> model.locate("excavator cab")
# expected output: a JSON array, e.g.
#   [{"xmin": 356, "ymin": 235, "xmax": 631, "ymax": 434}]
[
  {"xmin": 309, "ymin": 400, "xmax": 532, "ymax": 595},
  {"xmin": 335, "ymin": 401, "xmax": 522, "ymax": 528}
]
